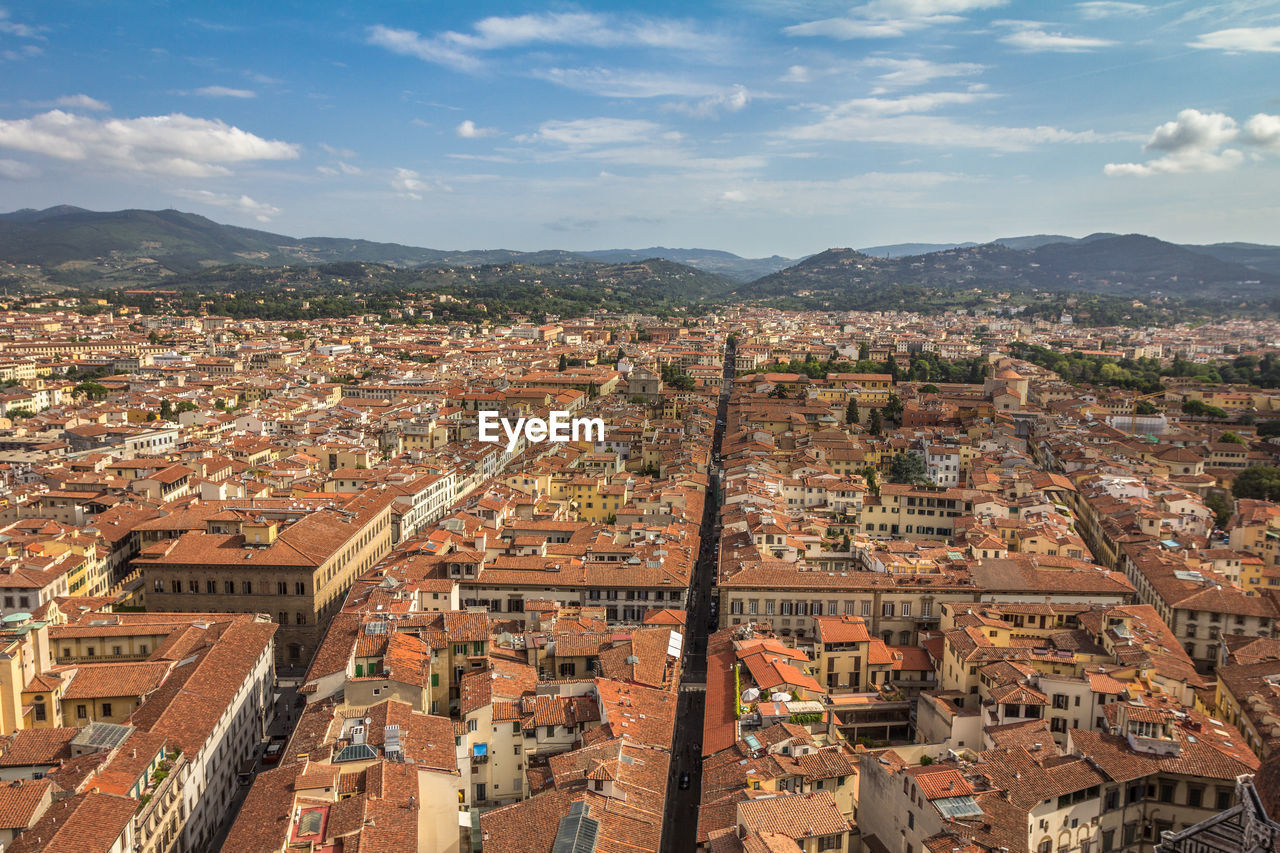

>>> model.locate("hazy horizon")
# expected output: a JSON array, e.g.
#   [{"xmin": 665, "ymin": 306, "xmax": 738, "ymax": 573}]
[{"xmin": 1, "ymin": 1, "xmax": 1278, "ymax": 256}]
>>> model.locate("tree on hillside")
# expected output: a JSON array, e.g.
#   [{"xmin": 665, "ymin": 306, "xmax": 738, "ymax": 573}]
[
  {"xmin": 1205, "ymin": 493, "xmax": 1233, "ymax": 529},
  {"xmin": 868, "ymin": 408, "xmax": 882, "ymax": 436},
  {"xmin": 861, "ymin": 465, "xmax": 880, "ymax": 498},
  {"xmin": 1233, "ymin": 466, "xmax": 1280, "ymax": 501},
  {"xmin": 558, "ymin": 353, "xmax": 568, "ymax": 371},
  {"xmin": 158, "ymin": 399, "xmax": 174, "ymax": 421},
  {"xmin": 884, "ymin": 394, "xmax": 903, "ymax": 424},
  {"xmin": 887, "ymin": 452, "xmax": 929, "ymax": 485},
  {"xmin": 1220, "ymin": 431, "xmax": 1246, "ymax": 445},
  {"xmin": 74, "ymin": 381, "xmax": 109, "ymax": 400},
  {"xmin": 846, "ymin": 399, "xmax": 860, "ymax": 425}
]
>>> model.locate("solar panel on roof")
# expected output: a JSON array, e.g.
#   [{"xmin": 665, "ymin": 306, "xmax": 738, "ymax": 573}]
[
  {"xmin": 333, "ymin": 743, "xmax": 378, "ymax": 763},
  {"xmin": 73, "ymin": 722, "xmax": 134, "ymax": 752},
  {"xmin": 364, "ymin": 621, "xmax": 386, "ymax": 635},
  {"xmin": 934, "ymin": 796, "xmax": 984, "ymax": 819},
  {"xmin": 551, "ymin": 802, "xmax": 599, "ymax": 853},
  {"xmin": 299, "ymin": 810, "xmax": 323, "ymax": 836}
]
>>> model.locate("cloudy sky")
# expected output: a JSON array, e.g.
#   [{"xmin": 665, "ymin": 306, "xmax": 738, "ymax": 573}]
[{"xmin": 1, "ymin": 1, "xmax": 1278, "ymax": 257}]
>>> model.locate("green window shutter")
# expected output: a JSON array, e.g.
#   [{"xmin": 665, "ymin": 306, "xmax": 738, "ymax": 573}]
[
  {"xmin": 355, "ymin": 663, "xmax": 363, "ymax": 677},
  {"xmin": 431, "ymin": 673, "xmax": 439, "ymax": 687}
]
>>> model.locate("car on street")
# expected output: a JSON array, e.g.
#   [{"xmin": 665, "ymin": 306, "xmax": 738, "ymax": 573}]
[
  {"xmin": 679, "ymin": 772, "xmax": 691, "ymax": 790},
  {"xmin": 262, "ymin": 740, "xmax": 285, "ymax": 765}
]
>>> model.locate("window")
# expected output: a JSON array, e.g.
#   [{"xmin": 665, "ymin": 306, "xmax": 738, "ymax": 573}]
[
  {"xmin": 112, "ymin": 646, "xmax": 121, "ymax": 656},
  {"xmin": 278, "ymin": 581, "xmax": 288, "ymax": 595},
  {"xmin": 295, "ymin": 612, "xmax": 306, "ymax": 625},
  {"xmin": 467, "ymin": 719, "xmax": 477, "ymax": 732},
  {"xmin": 1053, "ymin": 694, "xmax": 1069, "ymax": 709},
  {"xmin": 86, "ymin": 647, "xmax": 95, "ymax": 657},
  {"xmin": 206, "ymin": 579, "xmax": 217, "ymax": 594},
  {"xmin": 1187, "ymin": 786, "xmax": 1204, "ymax": 808},
  {"xmin": 1100, "ymin": 829, "xmax": 1115, "ymax": 853},
  {"xmin": 76, "ymin": 704, "xmax": 87, "ymax": 719},
  {"xmin": 223, "ymin": 580, "xmax": 234, "ymax": 594},
  {"xmin": 1160, "ymin": 783, "xmax": 1174, "ymax": 803},
  {"xmin": 817, "ymin": 836, "xmax": 841, "ymax": 852},
  {"xmin": 152, "ymin": 580, "xmax": 164, "ymax": 593},
  {"xmin": 431, "ymin": 673, "xmax": 439, "ymax": 687},
  {"xmin": 296, "ymin": 581, "xmax": 306, "ymax": 595},
  {"xmin": 921, "ymin": 601, "xmax": 932, "ymax": 617},
  {"xmin": 101, "ymin": 702, "xmax": 112, "ymax": 717},
  {"xmin": 33, "ymin": 703, "xmax": 45, "ymax": 722},
  {"xmin": 861, "ymin": 601, "xmax": 871, "ymax": 617},
  {"xmin": 278, "ymin": 611, "xmax": 287, "ymax": 624},
  {"xmin": 901, "ymin": 603, "xmax": 911, "ymax": 617},
  {"xmin": 242, "ymin": 580, "xmax": 252, "ymax": 594},
  {"xmin": 1217, "ymin": 788, "xmax": 1232, "ymax": 810},
  {"xmin": 139, "ymin": 645, "xmax": 147, "ymax": 654},
  {"xmin": 882, "ymin": 602, "xmax": 895, "ymax": 617}
]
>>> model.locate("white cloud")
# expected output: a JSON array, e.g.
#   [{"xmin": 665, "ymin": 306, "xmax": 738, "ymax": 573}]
[
  {"xmin": 456, "ymin": 119, "xmax": 497, "ymax": 138},
  {"xmin": 532, "ymin": 67, "xmax": 723, "ymax": 99},
  {"xmin": 518, "ymin": 117, "xmax": 674, "ymax": 147},
  {"xmin": 365, "ymin": 25, "xmax": 481, "ymax": 73},
  {"xmin": 391, "ymin": 167, "xmax": 440, "ymax": 199},
  {"xmin": 831, "ymin": 91, "xmax": 997, "ymax": 116},
  {"xmin": 998, "ymin": 22, "xmax": 1116, "ymax": 51},
  {"xmin": 782, "ymin": 92, "xmax": 1116, "ymax": 151},
  {"xmin": 1189, "ymin": 26, "xmax": 1280, "ymax": 52},
  {"xmin": 174, "ymin": 189, "xmax": 281, "ymax": 222},
  {"xmin": 858, "ymin": 0, "xmax": 1006, "ymax": 13},
  {"xmin": 0, "ymin": 158, "xmax": 37, "ymax": 179},
  {"xmin": 193, "ymin": 86, "xmax": 256, "ymax": 98},
  {"xmin": 1243, "ymin": 113, "xmax": 1280, "ymax": 151},
  {"xmin": 664, "ymin": 85, "xmax": 752, "ymax": 118},
  {"xmin": 1, "ymin": 44, "xmax": 40, "ymax": 61},
  {"xmin": 367, "ymin": 12, "xmax": 719, "ymax": 73},
  {"xmin": 1102, "ymin": 108, "xmax": 1280, "ymax": 176},
  {"xmin": 51, "ymin": 94, "xmax": 110, "ymax": 111},
  {"xmin": 1075, "ymin": 1, "xmax": 1148, "ymax": 19},
  {"xmin": 860, "ymin": 58, "xmax": 985, "ymax": 90},
  {"xmin": 319, "ymin": 143, "xmax": 357, "ymax": 159},
  {"xmin": 0, "ymin": 110, "xmax": 299, "ymax": 177},
  {"xmin": 785, "ymin": 0, "xmax": 1005, "ymax": 39},
  {"xmin": 781, "ymin": 65, "xmax": 811, "ymax": 83},
  {"xmin": 0, "ymin": 8, "xmax": 41, "ymax": 39}
]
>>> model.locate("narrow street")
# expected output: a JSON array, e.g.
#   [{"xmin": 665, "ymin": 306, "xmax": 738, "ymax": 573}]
[{"xmin": 661, "ymin": 339, "xmax": 733, "ymax": 853}]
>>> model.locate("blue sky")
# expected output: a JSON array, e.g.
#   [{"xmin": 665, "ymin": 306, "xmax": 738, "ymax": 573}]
[{"xmin": 1, "ymin": 1, "xmax": 1278, "ymax": 257}]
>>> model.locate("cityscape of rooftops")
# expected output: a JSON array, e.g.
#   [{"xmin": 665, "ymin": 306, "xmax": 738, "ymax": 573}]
[{"xmin": 1, "ymin": 2, "xmax": 1280, "ymax": 853}]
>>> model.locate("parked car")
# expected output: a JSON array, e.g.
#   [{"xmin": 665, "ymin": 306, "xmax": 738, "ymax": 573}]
[
  {"xmin": 679, "ymin": 772, "xmax": 691, "ymax": 790},
  {"xmin": 262, "ymin": 741, "xmax": 284, "ymax": 765}
]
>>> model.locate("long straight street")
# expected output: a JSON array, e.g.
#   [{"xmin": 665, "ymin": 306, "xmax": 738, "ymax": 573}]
[{"xmin": 660, "ymin": 339, "xmax": 733, "ymax": 853}]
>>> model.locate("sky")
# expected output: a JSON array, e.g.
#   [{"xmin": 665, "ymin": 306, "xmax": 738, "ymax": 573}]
[{"xmin": 0, "ymin": 1, "xmax": 1279, "ymax": 257}]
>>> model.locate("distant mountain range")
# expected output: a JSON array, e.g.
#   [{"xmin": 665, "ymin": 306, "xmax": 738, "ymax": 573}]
[
  {"xmin": 3, "ymin": 206, "xmax": 1280, "ymax": 307},
  {"xmin": 740, "ymin": 234, "xmax": 1279, "ymax": 307}
]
